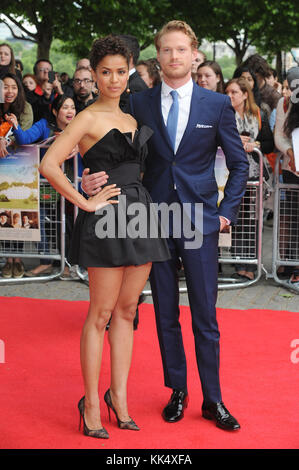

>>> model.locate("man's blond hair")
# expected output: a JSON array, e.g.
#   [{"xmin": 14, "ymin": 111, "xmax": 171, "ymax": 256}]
[{"xmin": 154, "ymin": 20, "xmax": 198, "ymax": 51}]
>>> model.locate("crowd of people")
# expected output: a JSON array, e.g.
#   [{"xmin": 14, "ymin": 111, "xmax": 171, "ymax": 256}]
[{"xmin": 0, "ymin": 38, "xmax": 298, "ymax": 286}]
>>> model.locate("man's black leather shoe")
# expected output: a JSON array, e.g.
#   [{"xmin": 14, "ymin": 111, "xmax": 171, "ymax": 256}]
[
  {"xmin": 162, "ymin": 390, "xmax": 189, "ymax": 423},
  {"xmin": 202, "ymin": 401, "xmax": 240, "ymax": 430}
]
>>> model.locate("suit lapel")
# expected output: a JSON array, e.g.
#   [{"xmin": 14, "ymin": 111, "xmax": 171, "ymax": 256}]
[{"xmin": 176, "ymin": 83, "xmax": 206, "ymax": 154}]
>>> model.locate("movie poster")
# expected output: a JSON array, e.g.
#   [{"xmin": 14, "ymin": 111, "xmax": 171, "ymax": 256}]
[{"xmin": 0, "ymin": 145, "xmax": 40, "ymax": 241}]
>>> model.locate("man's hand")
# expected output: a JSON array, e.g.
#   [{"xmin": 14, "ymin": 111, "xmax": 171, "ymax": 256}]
[
  {"xmin": 219, "ymin": 216, "xmax": 229, "ymax": 232},
  {"xmin": 287, "ymin": 148, "xmax": 297, "ymax": 173},
  {"xmin": 0, "ymin": 138, "xmax": 9, "ymax": 158},
  {"xmin": 66, "ymin": 144, "xmax": 79, "ymax": 160},
  {"xmin": 81, "ymin": 168, "xmax": 109, "ymax": 196},
  {"xmin": 4, "ymin": 113, "xmax": 18, "ymax": 129},
  {"xmin": 52, "ymin": 74, "xmax": 63, "ymax": 95}
]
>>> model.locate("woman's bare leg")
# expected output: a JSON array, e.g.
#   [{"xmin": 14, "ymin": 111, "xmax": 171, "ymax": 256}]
[
  {"xmin": 81, "ymin": 266, "xmax": 124, "ymax": 430},
  {"xmin": 108, "ymin": 262, "xmax": 152, "ymax": 422}
]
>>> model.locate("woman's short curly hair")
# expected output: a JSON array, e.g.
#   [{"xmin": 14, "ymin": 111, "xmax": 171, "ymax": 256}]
[{"xmin": 89, "ymin": 35, "xmax": 130, "ymax": 71}]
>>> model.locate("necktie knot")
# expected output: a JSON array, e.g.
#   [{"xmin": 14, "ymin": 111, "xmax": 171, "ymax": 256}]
[
  {"xmin": 170, "ymin": 90, "xmax": 178, "ymax": 101},
  {"xmin": 167, "ymin": 90, "xmax": 179, "ymax": 151}
]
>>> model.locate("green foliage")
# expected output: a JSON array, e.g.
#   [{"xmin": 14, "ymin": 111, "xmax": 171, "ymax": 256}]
[{"xmin": 1, "ymin": 0, "xmax": 299, "ymax": 69}]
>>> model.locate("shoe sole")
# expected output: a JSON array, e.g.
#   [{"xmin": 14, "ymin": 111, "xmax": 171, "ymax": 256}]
[
  {"xmin": 162, "ymin": 411, "xmax": 185, "ymax": 423},
  {"xmin": 202, "ymin": 411, "xmax": 240, "ymax": 431}
]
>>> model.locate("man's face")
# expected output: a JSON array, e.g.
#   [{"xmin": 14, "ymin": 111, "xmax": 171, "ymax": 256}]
[
  {"xmin": 77, "ymin": 58, "xmax": 91, "ymax": 70},
  {"xmin": 36, "ymin": 61, "xmax": 52, "ymax": 84},
  {"xmin": 73, "ymin": 70, "xmax": 93, "ymax": 100},
  {"xmin": 191, "ymin": 51, "xmax": 204, "ymax": 74},
  {"xmin": 0, "ymin": 215, "xmax": 7, "ymax": 225},
  {"xmin": 157, "ymin": 31, "xmax": 197, "ymax": 82}
]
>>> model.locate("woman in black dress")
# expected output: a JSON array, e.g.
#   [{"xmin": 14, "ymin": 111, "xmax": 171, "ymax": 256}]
[{"xmin": 39, "ymin": 36, "xmax": 169, "ymax": 439}]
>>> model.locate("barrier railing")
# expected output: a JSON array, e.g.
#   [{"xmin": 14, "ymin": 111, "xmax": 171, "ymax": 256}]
[
  {"xmin": 0, "ymin": 144, "xmax": 65, "ymax": 284},
  {"xmin": 0, "ymin": 145, "xmax": 276, "ymax": 298},
  {"xmin": 271, "ymin": 156, "xmax": 299, "ymax": 293},
  {"xmin": 217, "ymin": 148, "xmax": 266, "ymax": 289}
]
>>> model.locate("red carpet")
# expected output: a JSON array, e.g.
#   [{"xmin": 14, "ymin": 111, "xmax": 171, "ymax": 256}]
[{"xmin": 0, "ymin": 296, "xmax": 298, "ymax": 450}]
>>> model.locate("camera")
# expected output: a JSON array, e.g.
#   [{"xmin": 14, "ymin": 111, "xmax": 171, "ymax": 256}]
[{"xmin": 48, "ymin": 71, "xmax": 56, "ymax": 83}]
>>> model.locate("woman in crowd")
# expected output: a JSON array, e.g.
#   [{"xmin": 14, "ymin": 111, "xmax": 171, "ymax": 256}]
[
  {"xmin": 136, "ymin": 59, "xmax": 161, "ymax": 88},
  {"xmin": 39, "ymin": 35, "xmax": 169, "ymax": 439},
  {"xmin": 274, "ymin": 66, "xmax": 299, "ymax": 287},
  {"xmin": 233, "ymin": 65, "xmax": 261, "ymax": 106},
  {"xmin": 197, "ymin": 60, "xmax": 225, "ymax": 93},
  {"xmin": 0, "ymin": 72, "xmax": 33, "ymax": 279},
  {"xmin": 6, "ymin": 94, "xmax": 77, "ymax": 278},
  {"xmin": 225, "ymin": 77, "xmax": 274, "ymax": 280},
  {"xmin": 22, "ymin": 74, "xmax": 38, "ymax": 93},
  {"xmin": 0, "ymin": 73, "xmax": 33, "ymax": 150},
  {"xmin": 0, "ymin": 43, "xmax": 22, "ymax": 80}
]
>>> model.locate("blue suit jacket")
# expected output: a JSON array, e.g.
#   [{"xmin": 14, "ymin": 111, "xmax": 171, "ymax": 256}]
[{"xmin": 130, "ymin": 82, "xmax": 249, "ymax": 235}]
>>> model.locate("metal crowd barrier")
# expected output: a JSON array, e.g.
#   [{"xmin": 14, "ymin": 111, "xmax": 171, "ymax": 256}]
[
  {"xmin": 72, "ymin": 148, "xmax": 266, "ymax": 296},
  {"xmin": 0, "ymin": 145, "xmax": 270, "ymax": 295},
  {"xmin": 217, "ymin": 148, "xmax": 265, "ymax": 289},
  {"xmin": 0, "ymin": 144, "xmax": 66, "ymax": 284},
  {"xmin": 271, "ymin": 156, "xmax": 299, "ymax": 293}
]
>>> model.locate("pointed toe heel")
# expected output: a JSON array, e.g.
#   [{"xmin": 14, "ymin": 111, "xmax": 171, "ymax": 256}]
[
  {"xmin": 104, "ymin": 389, "xmax": 140, "ymax": 431},
  {"xmin": 78, "ymin": 396, "xmax": 109, "ymax": 439}
]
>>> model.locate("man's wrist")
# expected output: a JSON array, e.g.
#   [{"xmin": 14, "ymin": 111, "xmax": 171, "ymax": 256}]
[{"xmin": 219, "ymin": 215, "xmax": 230, "ymax": 225}]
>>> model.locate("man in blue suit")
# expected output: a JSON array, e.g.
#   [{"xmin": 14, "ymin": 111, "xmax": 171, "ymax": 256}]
[{"xmin": 82, "ymin": 21, "xmax": 249, "ymax": 430}]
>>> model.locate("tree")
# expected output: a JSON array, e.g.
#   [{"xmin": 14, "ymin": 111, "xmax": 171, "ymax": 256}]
[
  {"xmin": 248, "ymin": 0, "xmax": 299, "ymax": 79},
  {"xmin": 165, "ymin": 0, "xmax": 299, "ymax": 72},
  {"xmin": 0, "ymin": 0, "xmax": 81, "ymax": 59},
  {"xmin": 56, "ymin": 0, "xmax": 171, "ymax": 58}
]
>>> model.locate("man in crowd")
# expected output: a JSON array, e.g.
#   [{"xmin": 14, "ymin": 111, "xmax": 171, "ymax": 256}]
[
  {"xmin": 0, "ymin": 212, "xmax": 12, "ymax": 228},
  {"xmin": 191, "ymin": 49, "xmax": 206, "ymax": 80},
  {"xmin": 242, "ymin": 54, "xmax": 281, "ymax": 118},
  {"xmin": 117, "ymin": 34, "xmax": 148, "ymax": 112},
  {"xmin": 72, "ymin": 66, "xmax": 96, "ymax": 114}
]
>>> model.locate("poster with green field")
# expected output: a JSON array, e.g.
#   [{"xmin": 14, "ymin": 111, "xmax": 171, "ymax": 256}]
[{"xmin": 0, "ymin": 145, "xmax": 40, "ymax": 241}]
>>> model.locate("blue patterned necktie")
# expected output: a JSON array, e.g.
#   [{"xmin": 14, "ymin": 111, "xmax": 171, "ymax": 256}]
[{"xmin": 167, "ymin": 90, "xmax": 179, "ymax": 151}]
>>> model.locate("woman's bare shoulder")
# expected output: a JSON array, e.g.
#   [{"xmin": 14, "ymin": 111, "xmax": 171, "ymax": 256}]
[{"xmin": 124, "ymin": 112, "xmax": 137, "ymax": 129}]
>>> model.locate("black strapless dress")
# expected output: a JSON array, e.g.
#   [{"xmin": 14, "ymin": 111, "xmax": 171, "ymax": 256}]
[{"xmin": 68, "ymin": 126, "xmax": 170, "ymax": 268}]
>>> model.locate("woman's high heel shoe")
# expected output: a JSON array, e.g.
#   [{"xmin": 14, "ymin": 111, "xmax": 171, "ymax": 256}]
[
  {"xmin": 78, "ymin": 396, "xmax": 109, "ymax": 439},
  {"xmin": 104, "ymin": 389, "xmax": 140, "ymax": 431}
]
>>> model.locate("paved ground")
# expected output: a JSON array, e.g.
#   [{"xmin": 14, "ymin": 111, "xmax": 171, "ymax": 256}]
[{"xmin": 0, "ymin": 219, "xmax": 298, "ymax": 312}]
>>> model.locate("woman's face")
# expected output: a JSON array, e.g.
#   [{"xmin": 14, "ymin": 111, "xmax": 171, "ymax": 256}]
[
  {"xmin": 136, "ymin": 64, "xmax": 153, "ymax": 88},
  {"xmin": 23, "ymin": 76, "xmax": 37, "ymax": 91},
  {"xmin": 241, "ymin": 71, "xmax": 254, "ymax": 90},
  {"xmin": 0, "ymin": 46, "xmax": 11, "ymax": 66},
  {"xmin": 197, "ymin": 65, "xmax": 220, "ymax": 92},
  {"xmin": 56, "ymin": 98, "xmax": 76, "ymax": 128},
  {"xmin": 282, "ymin": 79, "xmax": 291, "ymax": 99},
  {"xmin": 92, "ymin": 54, "xmax": 129, "ymax": 98},
  {"xmin": 225, "ymin": 82, "xmax": 247, "ymax": 110},
  {"xmin": 3, "ymin": 77, "xmax": 18, "ymax": 104}
]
